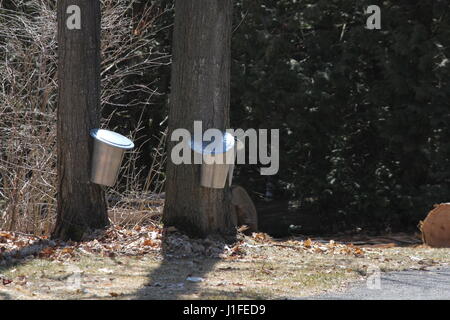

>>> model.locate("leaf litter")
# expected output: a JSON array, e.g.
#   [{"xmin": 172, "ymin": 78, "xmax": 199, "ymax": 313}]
[
  {"xmin": 0, "ymin": 224, "xmax": 428, "ymax": 266},
  {"xmin": 1, "ymin": 225, "xmax": 449, "ymax": 299}
]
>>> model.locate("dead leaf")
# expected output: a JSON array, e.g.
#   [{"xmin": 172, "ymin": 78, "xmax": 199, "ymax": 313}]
[
  {"xmin": 304, "ymin": 238, "xmax": 312, "ymax": 248},
  {"xmin": 237, "ymin": 225, "xmax": 250, "ymax": 233},
  {"xmin": 39, "ymin": 247, "xmax": 55, "ymax": 258},
  {"xmin": 353, "ymin": 247, "xmax": 364, "ymax": 256},
  {"xmin": 314, "ymin": 247, "xmax": 325, "ymax": 253},
  {"xmin": 142, "ymin": 239, "xmax": 158, "ymax": 247},
  {"xmin": 0, "ymin": 232, "xmax": 14, "ymax": 240},
  {"xmin": 328, "ymin": 240, "xmax": 336, "ymax": 248},
  {"xmin": 61, "ymin": 247, "xmax": 74, "ymax": 254},
  {"xmin": 252, "ymin": 232, "xmax": 272, "ymax": 242},
  {"xmin": 15, "ymin": 240, "xmax": 26, "ymax": 248}
]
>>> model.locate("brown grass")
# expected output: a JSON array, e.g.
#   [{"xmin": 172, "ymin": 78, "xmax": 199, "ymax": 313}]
[
  {"xmin": 0, "ymin": 0, "xmax": 169, "ymax": 235},
  {"xmin": 1, "ymin": 237, "xmax": 449, "ymax": 300}
]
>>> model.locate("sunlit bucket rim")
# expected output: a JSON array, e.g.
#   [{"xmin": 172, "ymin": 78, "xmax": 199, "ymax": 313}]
[
  {"xmin": 189, "ymin": 132, "xmax": 235, "ymax": 155},
  {"xmin": 90, "ymin": 129, "xmax": 134, "ymax": 150}
]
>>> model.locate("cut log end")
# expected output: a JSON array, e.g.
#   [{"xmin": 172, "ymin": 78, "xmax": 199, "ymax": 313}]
[{"xmin": 421, "ymin": 203, "xmax": 450, "ymax": 248}]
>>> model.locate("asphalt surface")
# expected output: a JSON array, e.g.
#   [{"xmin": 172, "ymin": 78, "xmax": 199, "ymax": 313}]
[{"xmin": 311, "ymin": 267, "xmax": 450, "ymax": 300}]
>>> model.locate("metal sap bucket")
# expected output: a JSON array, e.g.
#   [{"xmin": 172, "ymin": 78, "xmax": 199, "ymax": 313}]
[
  {"xmin": 189, "ymin": 132, "xmax": 237, "ymax": 189},
  {"xmin": 90, "ymin": 129, "xmax": 134, "ymax": 187}
]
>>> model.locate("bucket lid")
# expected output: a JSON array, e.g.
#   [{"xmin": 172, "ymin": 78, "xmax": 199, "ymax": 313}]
[
  {"xmin": 90, "ymin": 129, "xmax": 134, "ymax": 149},
  {"xmin": 189, "ymin": 132, "xmax": 235, "ymax": 155}
]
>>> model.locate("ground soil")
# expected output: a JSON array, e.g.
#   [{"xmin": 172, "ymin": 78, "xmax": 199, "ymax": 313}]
[{"xmin": 1, "ymin": 226, "xmax": 449, "ymax": 300}]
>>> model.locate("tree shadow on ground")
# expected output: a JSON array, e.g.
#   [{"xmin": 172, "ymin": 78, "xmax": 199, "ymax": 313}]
[
  {"xmin": 131, "ymin": 232, "xmax": 265, "ymax": 300},
  {"xmin": 0, "ymin": 229, "xmax": 270, "ymax": 300},
  {"xmin": 0, "ymin": 239, "xmax": 53, "ymax": 299},
  {"xmin": 0, "ymin": 238, "xmax": 55, "ymax": 272},
  {"xmin": 0, "ymin": 291, "xmax": 12, "ymax": 300},
  {"xmin": 131, "ymin": 233, "xmax": 232, "ymax": 300}
]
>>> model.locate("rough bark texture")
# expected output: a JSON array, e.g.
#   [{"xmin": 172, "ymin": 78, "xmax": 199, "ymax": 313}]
[
  {"xmin": 163, "ymin": 0, "xmax": 235, "ymax": 237},
  {"xmin": 53, "ymin": 0, "xmax": 108, "ymax": 241}
]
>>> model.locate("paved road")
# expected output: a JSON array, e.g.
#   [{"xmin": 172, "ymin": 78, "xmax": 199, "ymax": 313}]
[{"xmin": 311, "ymin": 267, "xmax": 450, "ymax": 300}]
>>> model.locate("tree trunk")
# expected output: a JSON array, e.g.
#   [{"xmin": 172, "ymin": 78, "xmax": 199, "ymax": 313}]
[
  {"xmin": 163, "ymin": 0, "xmax": 235, "ymax": 237},
  {"xmin": 53, "ymin": 0, "xmax": 108, "ymax": 241}
]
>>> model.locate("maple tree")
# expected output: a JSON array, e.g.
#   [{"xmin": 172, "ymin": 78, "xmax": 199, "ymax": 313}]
[
  {"xmin": 53, "ymin": 0, "xmax": 108, "ymax": 240},
  {"xmin": 163, "ymin": 0, "xmax": 235, "ymax": 237}
]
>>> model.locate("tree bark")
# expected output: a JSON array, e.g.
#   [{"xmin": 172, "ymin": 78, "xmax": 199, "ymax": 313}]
[
  {"xmin": 163, "ymin": 0, "xmax": 235, "ymax": 237},
  {"xmin": 53, "ymin": 0, "xmax": 108, "ymax": 241}
]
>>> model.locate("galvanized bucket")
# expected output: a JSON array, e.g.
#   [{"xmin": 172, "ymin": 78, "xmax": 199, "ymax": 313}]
[
  {"xmin": 90, "ymin": 129, "xmax": 134, "ymax": 187},
  {"xmin": 189, "ymin": 132, "xmax": 237, "ymax": 189}
]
